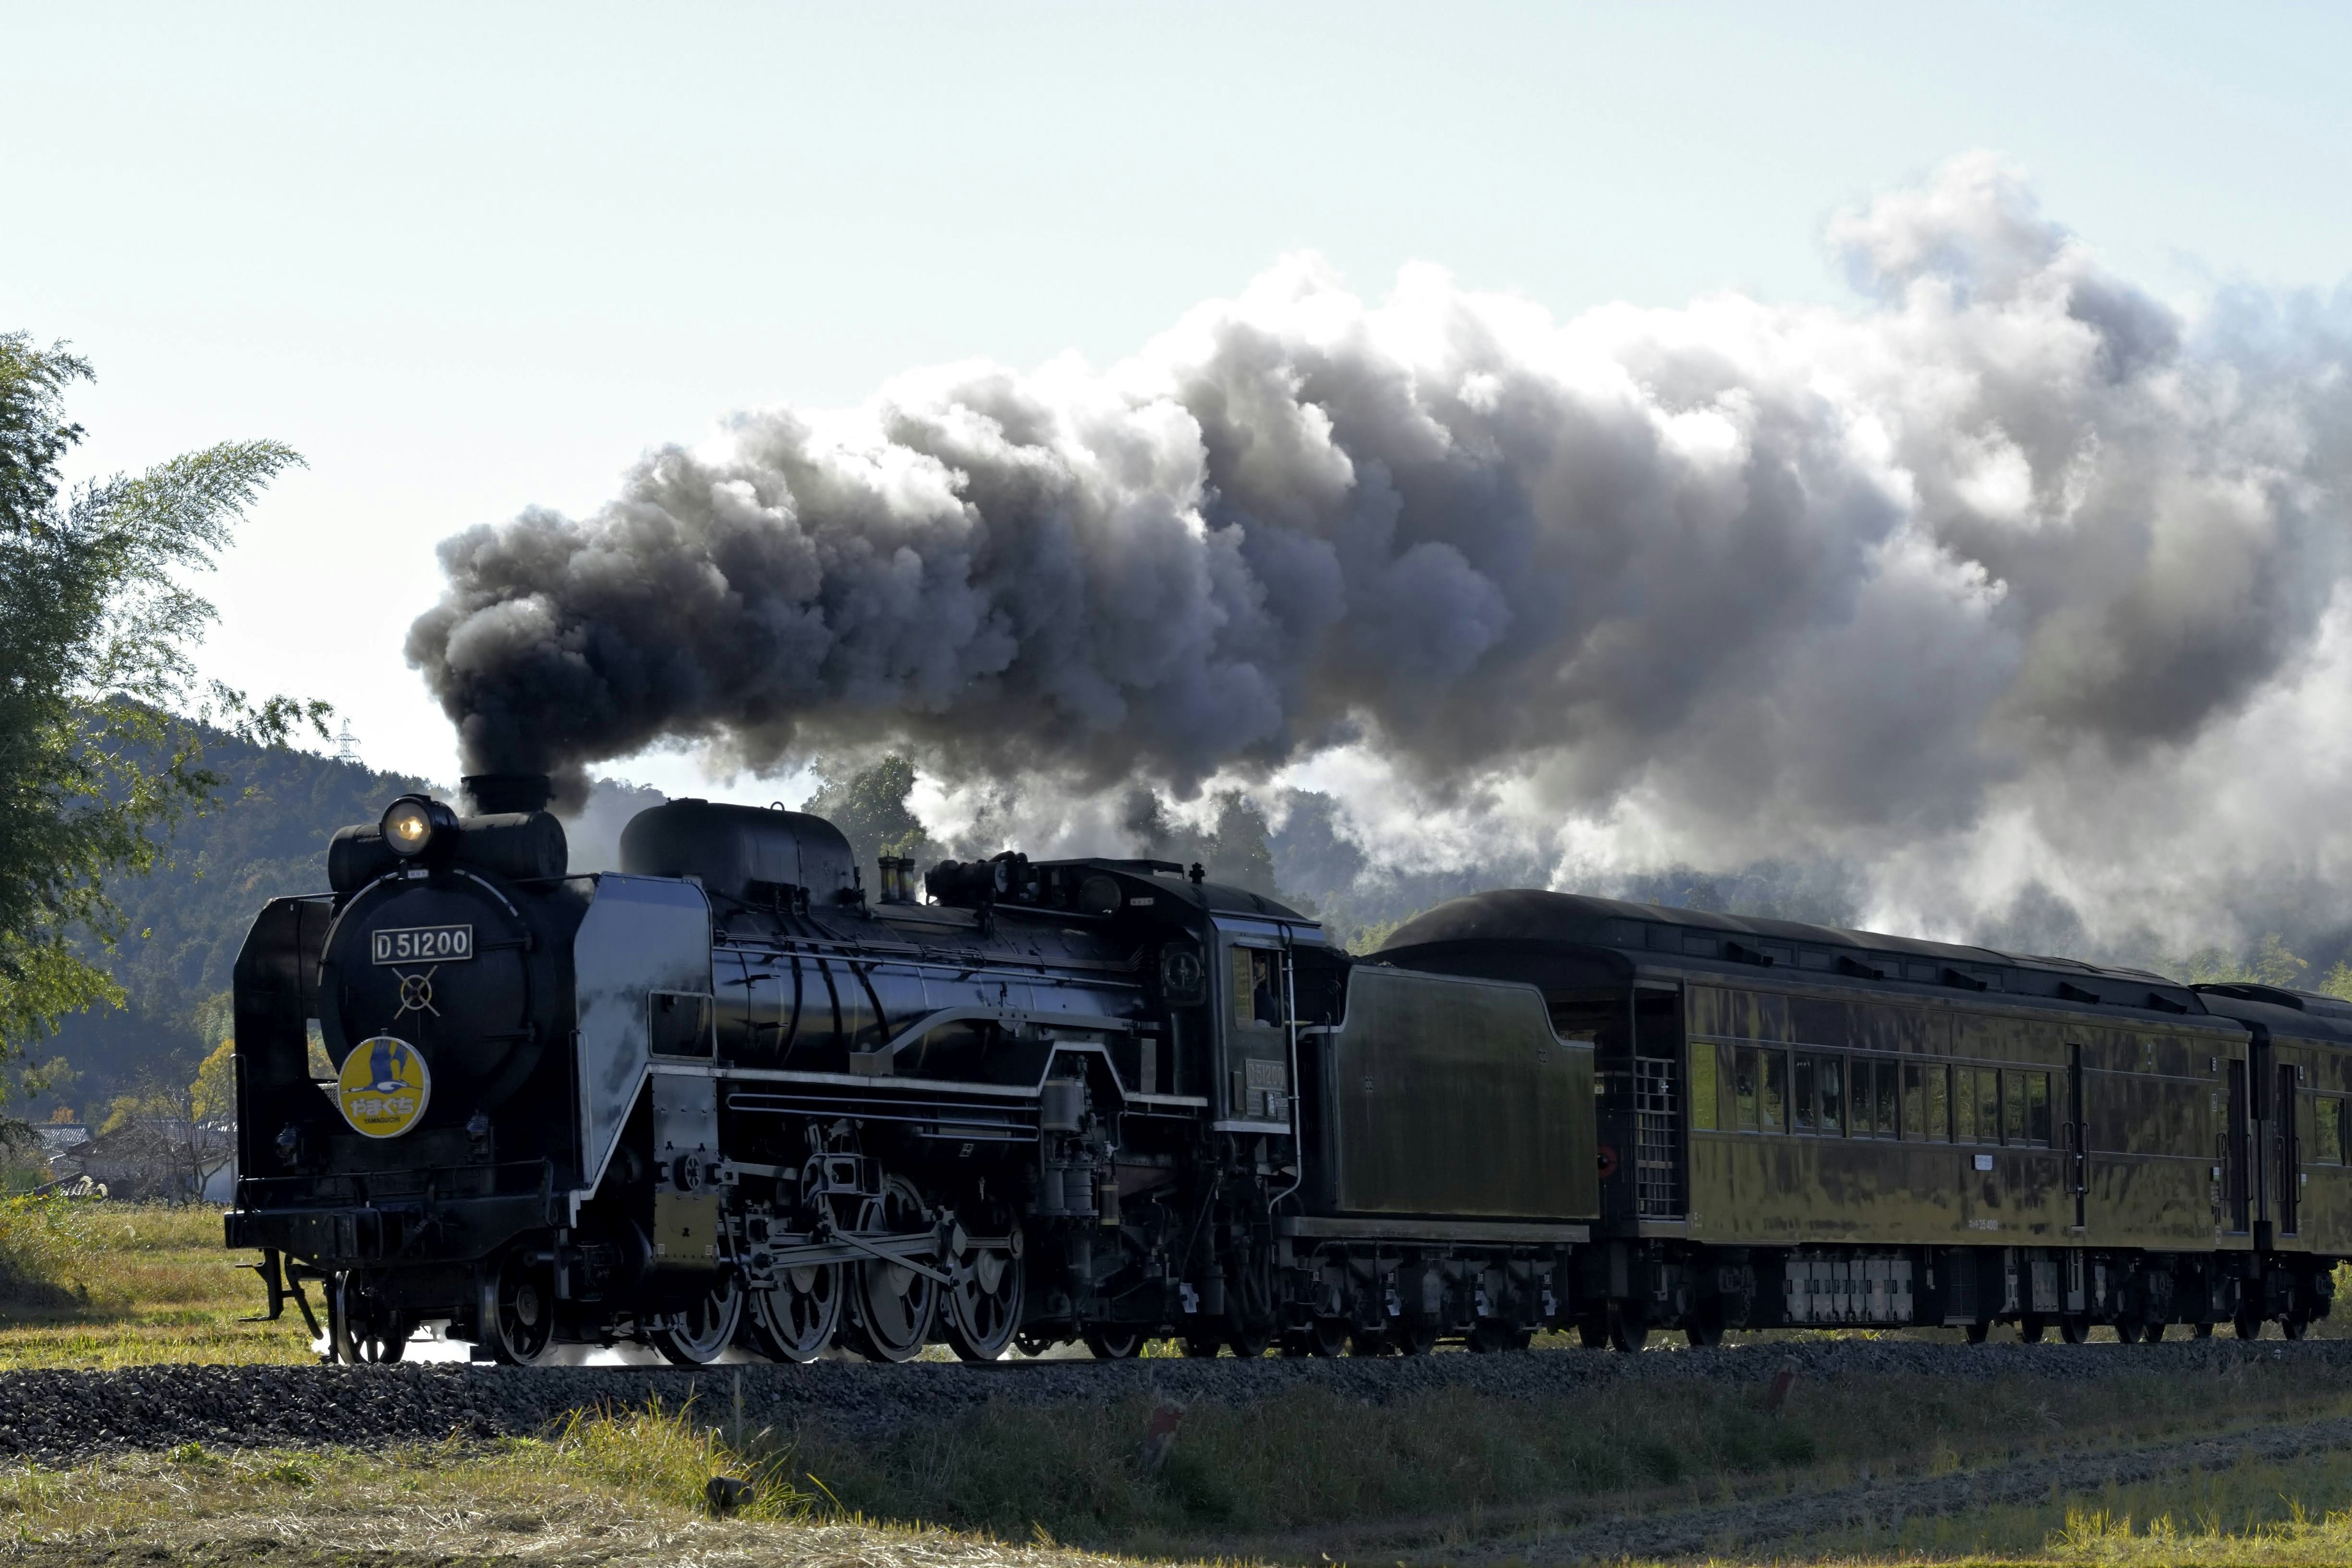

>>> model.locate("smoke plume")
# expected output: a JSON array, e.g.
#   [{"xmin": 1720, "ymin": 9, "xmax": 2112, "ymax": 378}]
[{"xmin": 408, "ymin": 155, "xmax": 2352, "ymax": 950}]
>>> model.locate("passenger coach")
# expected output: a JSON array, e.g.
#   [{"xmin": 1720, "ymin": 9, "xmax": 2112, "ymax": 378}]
[{"xmin": 1378, "ymin": 891, "xmax": 2346, "ymax": 1346}]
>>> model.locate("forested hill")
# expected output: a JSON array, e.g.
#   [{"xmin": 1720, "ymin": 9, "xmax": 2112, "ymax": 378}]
[{"xmin": 39, "ymin": 737, "xmax": 440, "ymax": 1114}]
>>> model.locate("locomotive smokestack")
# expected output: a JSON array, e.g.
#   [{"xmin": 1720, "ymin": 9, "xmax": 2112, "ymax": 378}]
[{"xmin": 462, "ymin": 774, "xmax": 555, "ymax": 816}]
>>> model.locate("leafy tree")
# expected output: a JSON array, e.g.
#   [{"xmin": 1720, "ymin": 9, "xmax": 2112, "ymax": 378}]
[
  {"xmin": 0, "ymin": 333, "xmax": 325, "ymax": 1077},
  {"xmin": 801, "ymin": 755, "xmax": 942, "ymax": 883},
  {"xmin": 189, "ymin": 1038, "xmax": 235, "ymax": 1125}
]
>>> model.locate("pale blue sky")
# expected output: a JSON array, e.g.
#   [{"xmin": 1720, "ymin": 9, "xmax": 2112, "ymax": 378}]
[{"xmin": 8, "ymin": 2, "xmax": 2350, "ymax": 797}]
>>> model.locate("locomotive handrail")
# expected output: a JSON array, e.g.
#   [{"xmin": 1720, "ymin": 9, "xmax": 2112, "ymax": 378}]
[{"xmin": 845, "ymin": 1005, "xmax": 1146, "ymax": 1076}]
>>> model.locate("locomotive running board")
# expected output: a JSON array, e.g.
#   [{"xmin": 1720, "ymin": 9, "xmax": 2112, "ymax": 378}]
[{"xmin": 1276, "ymin": 1216, "xmax": 1590, "ymax": 1245}]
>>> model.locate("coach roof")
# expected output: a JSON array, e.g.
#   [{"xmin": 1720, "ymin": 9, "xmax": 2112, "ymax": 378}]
[{"xmin": 1378, "ymin": 888, "xmax": 2206, "ymax": 1016}]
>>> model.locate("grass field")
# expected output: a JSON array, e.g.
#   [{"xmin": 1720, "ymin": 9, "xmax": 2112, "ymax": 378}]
[{"xmin": 0, "ymin": 1197, "xmax": 313, "ymax": 1368}]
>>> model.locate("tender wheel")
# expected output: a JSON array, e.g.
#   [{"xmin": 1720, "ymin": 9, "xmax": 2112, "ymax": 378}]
[
  {"xmin": 1226, "ymin": 1322, "xmax": 1273, "ymax": 1359},
  {"xmin": 942, "ymin": 1227, "xmax": 1025, "ymax": 1363},
  {"xmin": 1964, "ymin": 1321, "xmax": 1990, "ymax": 1344},
  {"xmin": 2115, "ymin": 1317, "xmax": 2144, "ymax": 1344},
  {"xmin": 1083, "ymin": 1325, "xmax": 1144, "ymax": 1360},
  {"xmin": 841, "ymin": 1176, "xmax": 939, "ymax": 1363},
  {"xmin": 2283, "ymin": 1314, "xmax": 2311, "ymax": 1341},
  {"xmin": 2142, "ymin": 1321, "xmax": 2167, "ymax": 1343},
  {"xmin": 1684, "ymin": 1303, "xmax": 1725, "ymax": 1349},
  {"xmin": 2059, "ymin": 1315, "xmax": 2089, "ymax": 1344},
  {"xmin": 2234, "ymin": 1306, "xmax": 2264, "ymax": 1340},
  {"xmin": 744, "ymin": 1261, "xmax": 842, "ymax": 1363},
  {"xmin": 1606, "ymin": 1307, "xmax": 1647, "ymax": 1354},
  {"xmin": 1577, "ymin": 1316, "xmax": 1608, "ymax": 1349},
  {"xmin": 2192, "ymin": 1321, "xmax": 2214, "ymax": 1339},
  {"xmin": 2019, "ymin": 1314, "xmax": 2046, "ymax": 1344},
  {"xmin": 1471, "ymin": 1318, "xmax": 1534, "ymax": 1353},
  {"xmin": 1397, "ymin": 1319, "xmax": 1439, "ymax": 1355},
  {"xmin": 654, "ymin": 1272, "xmax": 744, "ymax": 1366},
  {"xmin": 483, "ymin": 1252, "xmax": 556, "ymax": 1365},
  {"xmin": 1308, "ymin": 1316, "xmax": 1349, "ymax": 1357}
]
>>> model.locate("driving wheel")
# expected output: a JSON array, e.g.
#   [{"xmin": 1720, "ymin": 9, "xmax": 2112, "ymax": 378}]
[
  {"xmin": 840, "ymin": 1176, "xmax": 938, "ymax": 1362},
  {"xmin": 943, "ymin": 1222, "xmax": 1025, "ymax": 1363},
  {"xmin": 744, "ymin": 1261, "xmax": 843, "ymax": 1363},
  {"xmin": 653, "ymin": 1272, "xmax": 743, "ymax": 1366}
]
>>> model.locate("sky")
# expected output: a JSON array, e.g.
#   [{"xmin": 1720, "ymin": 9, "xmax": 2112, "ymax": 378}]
[{"xmin": 7, "ymin": 1, "xmax": 2352, "ymax": 806}]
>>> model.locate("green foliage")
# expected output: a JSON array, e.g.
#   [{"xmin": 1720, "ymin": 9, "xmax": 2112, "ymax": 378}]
[
  {"xmin": 0, "ymin": 332, "xmax": 324, "ymax": 1069},
  {"xmin": 2168, "ymin": 933, "xmax": 2352, "ymax": 995},
  {"xmin": 189, "ymin": 1039, "xmax": 234, "ymax": 1125},
  {"xmin": 39, "ymin": 731, "xmax": 435, "ymax": 1102},
  {"xmin": 801, "ymin": 755, "xmax": 941, "ymax": 884}
]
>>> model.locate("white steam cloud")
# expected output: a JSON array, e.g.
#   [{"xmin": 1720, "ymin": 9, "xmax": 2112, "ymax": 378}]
[{"xmin": 409, "ymin": 154, "xmax": 2352, "ymax": 952}]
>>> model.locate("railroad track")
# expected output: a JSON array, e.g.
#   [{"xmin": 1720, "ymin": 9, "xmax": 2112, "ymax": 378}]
[{"xmin": 2, "ymin": 1337, "xmax": 2346, "ymax": 1464}]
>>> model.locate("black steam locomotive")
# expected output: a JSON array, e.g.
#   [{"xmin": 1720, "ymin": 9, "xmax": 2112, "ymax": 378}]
[{"xmin": 228, "ymin": 776, "xmax": 2344, "ymax": 1362}]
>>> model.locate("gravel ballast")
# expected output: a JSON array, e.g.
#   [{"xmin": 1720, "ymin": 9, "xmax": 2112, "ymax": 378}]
[{"xmin": 2, "ymin": 1336, "xmax": 2348, "ymax": 1464}]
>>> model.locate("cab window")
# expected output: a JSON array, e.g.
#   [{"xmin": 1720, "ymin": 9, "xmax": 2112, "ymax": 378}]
[{"xmin": 1231, "ymin": 946, "xmax": 1285, "ymax": 1027}]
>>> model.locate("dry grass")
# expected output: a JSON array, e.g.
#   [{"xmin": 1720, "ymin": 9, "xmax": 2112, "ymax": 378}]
[
  {"xmin": 0, "ymin": 1197, "xmax": 313, "ymax": 1367},
  {"xmin": 0, "ymin": 1404, "xmax": 1152, "ymax": 1568}
]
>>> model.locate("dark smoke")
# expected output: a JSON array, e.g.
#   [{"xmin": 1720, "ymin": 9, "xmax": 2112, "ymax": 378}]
[{"xmin": 408, "ymin": 154, "xmax": 2352, "ymax": 948}]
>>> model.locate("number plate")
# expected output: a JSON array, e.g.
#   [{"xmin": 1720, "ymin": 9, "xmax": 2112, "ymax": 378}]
[{"xmin": 371, "ymin": 924, "xmax": 474, "ymax": 965}]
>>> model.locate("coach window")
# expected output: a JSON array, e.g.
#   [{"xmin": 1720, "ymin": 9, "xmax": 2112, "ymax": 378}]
[
  {"xmin": 2316, "ymin": 1096, "xmax": 2345, "ymax": 1166},
  {"xmin": 1819, "ymin": 1055, "xmax": 1845, "ymax": 1135},
  {"xmin": 1973, "ymin": 1068, "xmax": 2002, "ymax": 1144},
  {"xmin": 1735, "ymin": 1047, "xmax": 1760, "ymax": 1130},
  {"xmin": 1762, "ymin": 1050, "xmax": 1789, "ymax": 1132},
  {"xmin": 2026, "ymin": 1071, "xmax": 2053, "ymax": 1147},
  {"xmin": 1793, "ymin": 1054, "xmax": 1818, "ymax": 1133},
  {"xmin": 1928, "ymin": 1063, "xmax": 1952, "ymax": 1140},
  {"xmin": 1692, "ymin": 1043, "xmax": 1720, "ymax": 1130},
  {"xmin": 1872, "ymin": 1059, "xmax": 1899, "ymax": 1137},
  {"xmin": 1850, "ymin": 1058, "xmax": 1880, "ymax": 1136}
]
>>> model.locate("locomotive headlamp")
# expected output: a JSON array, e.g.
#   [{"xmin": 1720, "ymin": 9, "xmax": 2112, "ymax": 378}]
[{"xmin": 381, "ymin": 796, "xmax": 454, "ymax": 858}]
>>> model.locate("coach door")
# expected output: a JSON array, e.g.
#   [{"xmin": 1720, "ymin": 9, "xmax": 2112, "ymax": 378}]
[
  {"xmin": 2277, "ymin": 1061, "xmax": 2301, "ymax": 1237},
  {"xmin": 2248, "ymin": 1028, "xmax": 2277, "ymax": 1243},
  {"xmin": 2065, "ymin": 1044, "xmax": 2087, "ymax": 1230},
  {"xmin": 2225, "ymin": 1055, "xmax": 2252, "ymax": 1232}
]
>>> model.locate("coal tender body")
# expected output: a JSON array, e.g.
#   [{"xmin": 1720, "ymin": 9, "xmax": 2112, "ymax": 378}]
[{"xmin": 228, "ymin": 777, "xmax": 1592, "ymax": 1363}]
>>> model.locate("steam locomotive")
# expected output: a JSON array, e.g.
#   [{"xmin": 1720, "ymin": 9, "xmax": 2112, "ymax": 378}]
[{"xmin": 228, "ymin": 775, "xmax": 2344, "ymax": 1362}]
